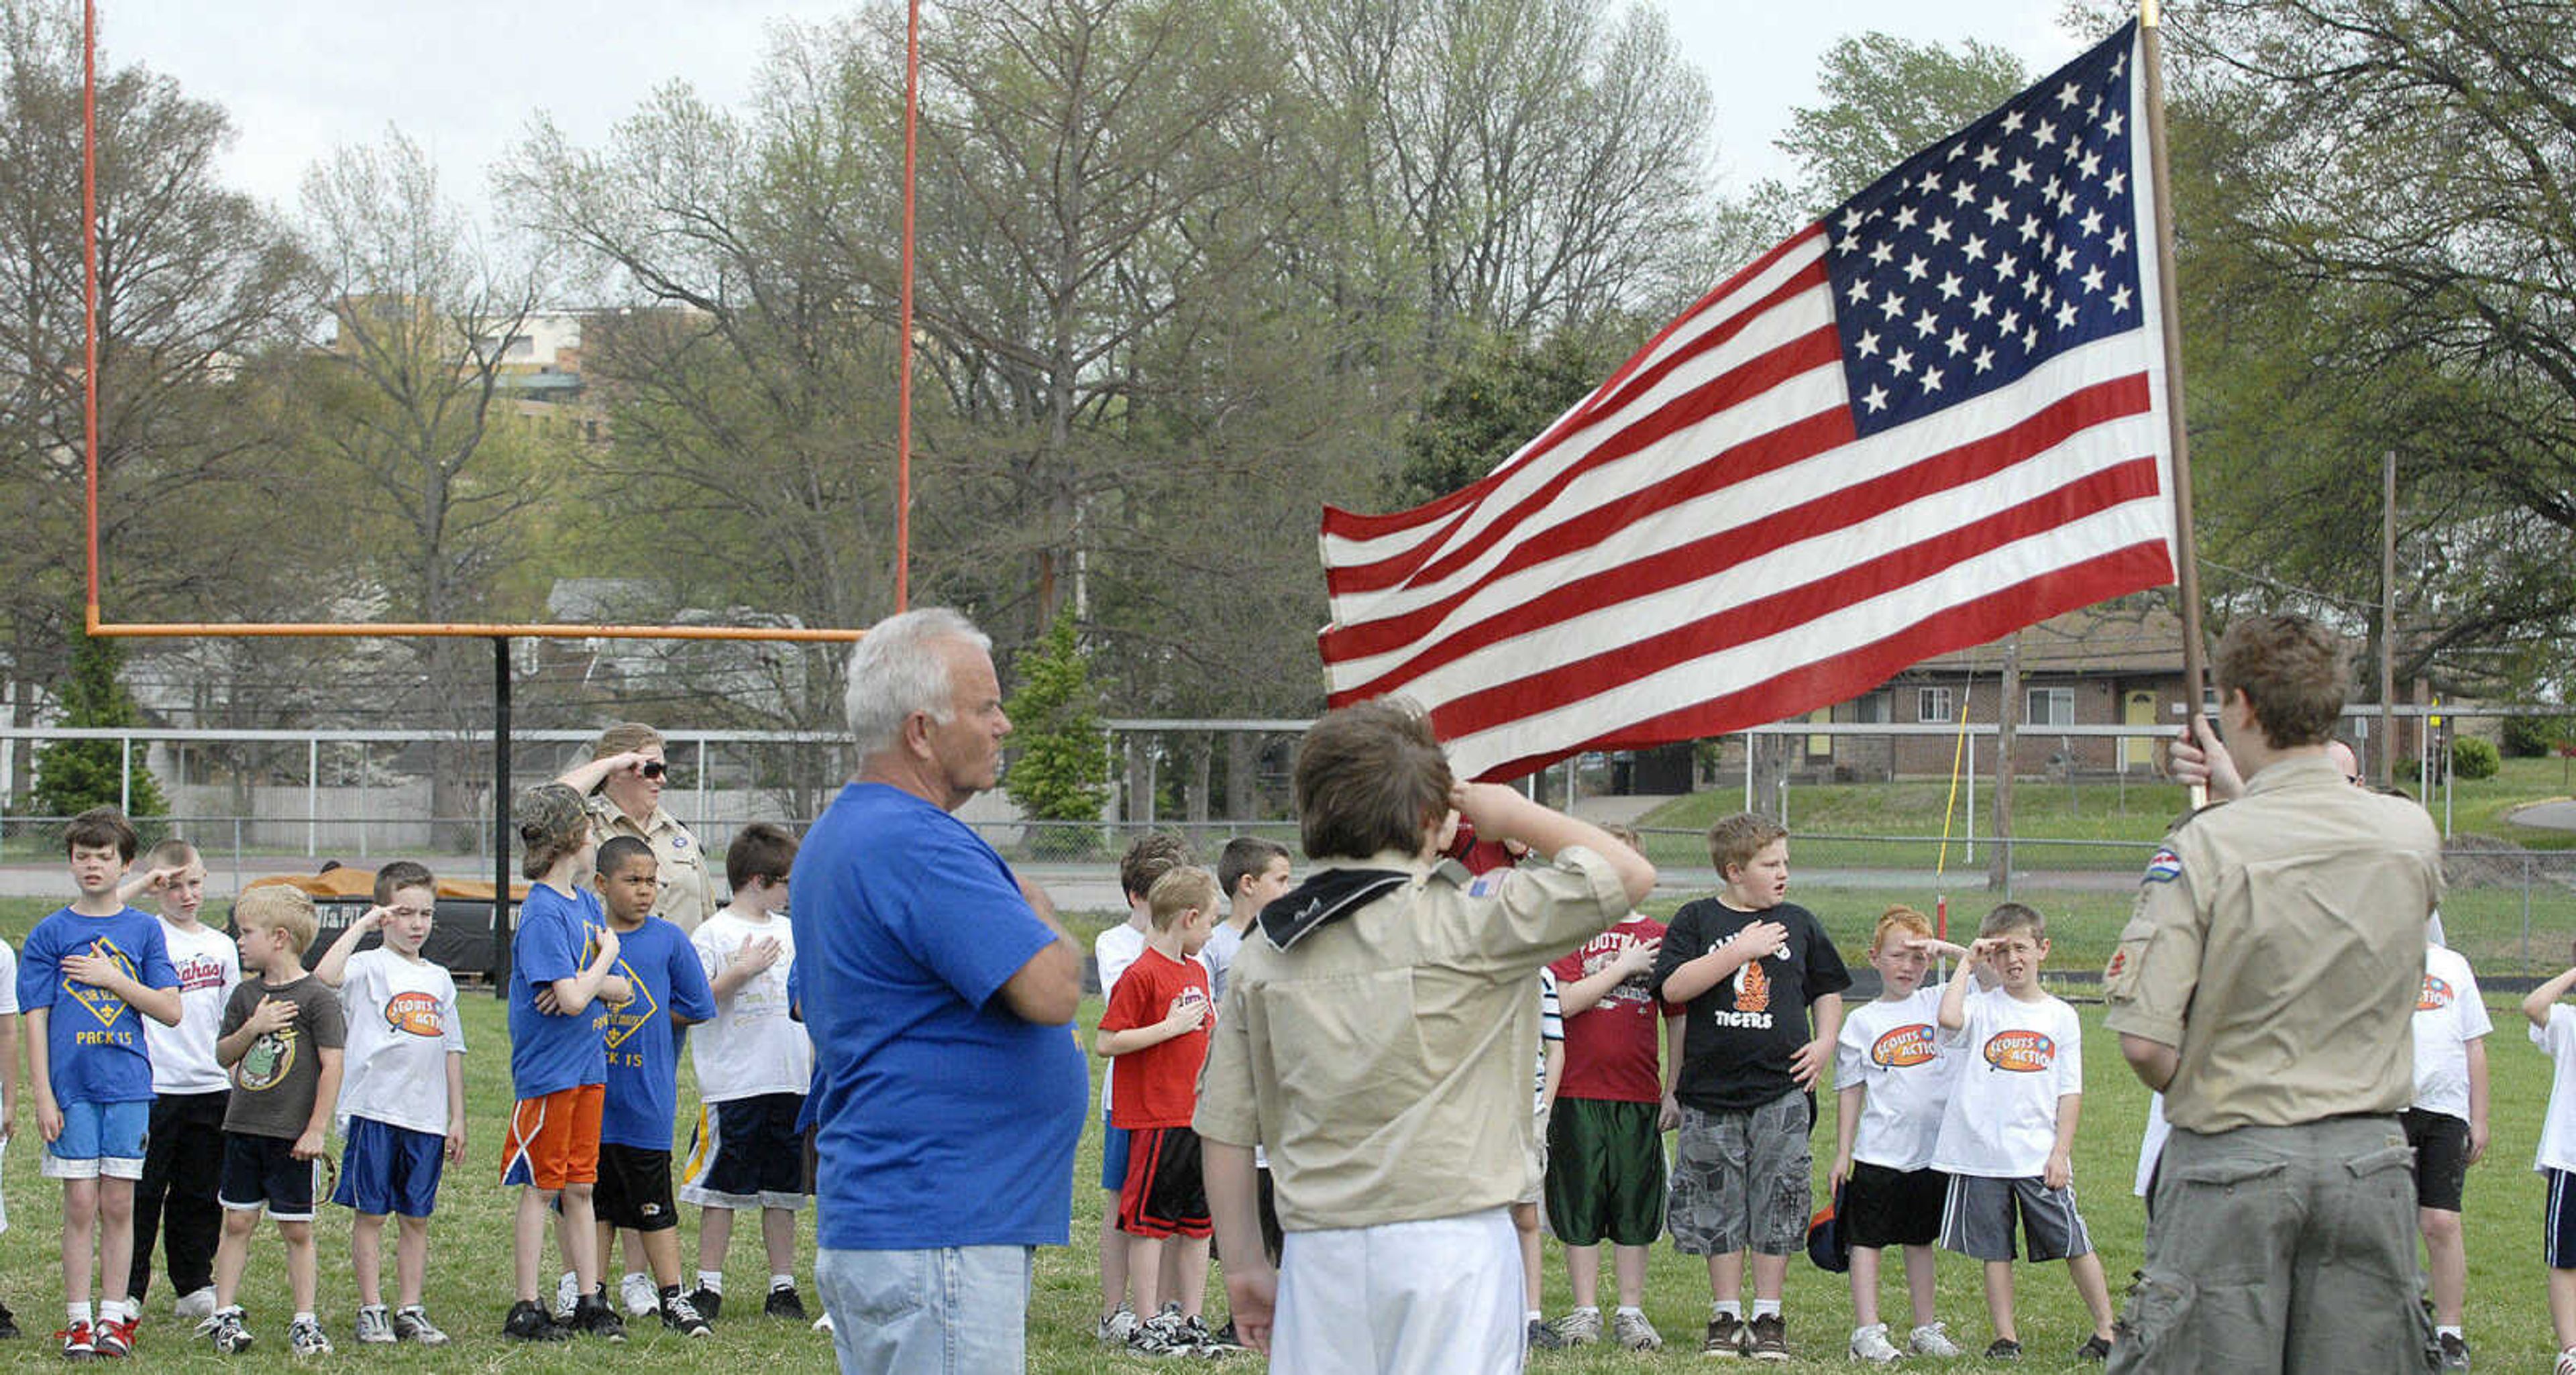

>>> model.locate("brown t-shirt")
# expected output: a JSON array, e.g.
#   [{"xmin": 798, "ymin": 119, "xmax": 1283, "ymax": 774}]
[{"xmin": 219, "ymin": 974, "xmax": 347, "ymax": 1140}]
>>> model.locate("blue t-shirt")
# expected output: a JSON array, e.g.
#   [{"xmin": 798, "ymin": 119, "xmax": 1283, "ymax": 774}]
[
  {"xmin": 600, "ymin": 916, "xmax": 716, "ymax": 1150},
  {"xmin": 16, "ymin": 905, "xmax": 178, "ymax": 1106},
  {"xmin": 791, "ymin": 783, "xmax": 1087, "ymax": 1250},
  {"xmin": 507, "ymin": 884, "xmax": 612, "ymax": 1099}
]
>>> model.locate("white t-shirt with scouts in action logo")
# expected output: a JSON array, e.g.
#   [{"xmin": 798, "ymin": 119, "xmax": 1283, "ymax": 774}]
[
  {"xmin": 333, "ymin": 947, "xmax": 466, "ymax": 1137},
  {"xmin": 1930, "ymin": 986, "xmax": 2082, "ymax": 1180},
  {"xmin": 2411, "ymin": 942, "xmax": 2491, "ymax": 1123},
  {"xmin": 1836, "ymin": 983, "xmax": 1960, "ymax": 1172}
]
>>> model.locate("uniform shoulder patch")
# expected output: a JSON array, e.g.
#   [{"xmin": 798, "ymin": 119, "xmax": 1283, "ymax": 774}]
[{"xmin": 2141, "ymin": 847, "xmax": 2183, "ymax": 885}]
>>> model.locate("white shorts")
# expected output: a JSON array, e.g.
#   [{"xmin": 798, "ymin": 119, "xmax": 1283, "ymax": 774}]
[{"xmin": 1275, "ymin": 1207, "xmax": 1521, "ymax": 1374}]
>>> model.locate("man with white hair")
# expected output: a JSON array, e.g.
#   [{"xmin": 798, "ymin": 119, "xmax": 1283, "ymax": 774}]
[{"xmin": 791, "ymin": 608, "xmax": 1087, "ymax": 1373}]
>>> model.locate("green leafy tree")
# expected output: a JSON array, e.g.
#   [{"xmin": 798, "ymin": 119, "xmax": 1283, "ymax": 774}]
[
  {"xmin": 1760, "ymin": 32, "xmax": 2029, "ymax": 219},
  {"xmin": 1397, "ymin": 329, "xmax": 1629, "ymax": 504},
  {"xmin": 34, "ymin": 626, "xmax": 166, "ymax": 817},
  {"xmin": 1004, "ymin": 612, "xmax": 1111, "ymax": 855}
]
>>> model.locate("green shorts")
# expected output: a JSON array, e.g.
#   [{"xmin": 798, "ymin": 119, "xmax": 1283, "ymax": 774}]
[{"xmin": 1544, "ymin": 1097, "xmax": 1666, "ymax": 1248}]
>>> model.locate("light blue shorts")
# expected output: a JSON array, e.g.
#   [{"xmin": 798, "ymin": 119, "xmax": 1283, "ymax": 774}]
[{"xmin": 44, "ymin": 1099, "xmax": 150, "ymax": 1180}]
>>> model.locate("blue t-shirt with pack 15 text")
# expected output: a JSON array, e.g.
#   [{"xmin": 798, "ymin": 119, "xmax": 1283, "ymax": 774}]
[
  {"xmin": 17, "ymin": 905, "xmax": 178, "ymax": 1105},
  {"xmin": 600, "ymin": 916, "xmax": 717, "ymax": 1149}
]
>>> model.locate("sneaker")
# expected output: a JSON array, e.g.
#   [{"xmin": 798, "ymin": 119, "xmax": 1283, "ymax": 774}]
[
  {"xmin": 661, "ymin": 1292, "xmax": 712, "ymax": 1339},
  {"xmin": 1985, "ymin": 1337, "xmax": 2024, "ymax": 1360},
  {"xmin": 288, "ymin": 1318, "xmax": 333, "ymax": 1357},
  {"xmin": 1704, "ymin": 1312, "xmax": 1748, "ymax": 1356},
  {"xmin": 1849, "ymin": 1323, "xmax": 1902, "ymax": 1364},
  {"xmin": 1128, "ymin": 1311, "xmax": 1191, "ymax": 1357},
  {"xmin": 1527, "ymin": 1317, "xmax": 1566, "ymax": 1350},
  {"xmin": 619, "ymin": 1272, "xmax": 659, "ymax": 1318},
  {"xmin": 174, "ymin": 1288, "xmax": 217, "ymax": 1325},
  {"xmin": 352, "ymin": 1306, "xmax": 394, "ymax": 1345},
  {"xmin": 552, "ymin": 1272, "xmax": 580, "ymax": 1323},
  {"xmin": 1095, "ymin": 1305, "xmax": 1137, "ymax": 1345},
  {"xmin": 1181, "ymin": 1315, "xmax": 1230, "ymax": 1353},
  {"xmin": 0, "ymin": 1299, "xmax": 19, "ymax": 1339},
  {"xmin": 500, "ymin": 1299, "xmax": 569, "ymax": 1343},
  {"xmin": 2436, "ymin": 1332, "xmax": 2470, "ymax": 1372},
  {"xmin": 60, "ymin": 1318, "xmax": 95, "ymax": 1361},
  {"xmin": 572, "ymin": 1295, "xmax": 627, "ymax": 1343},
  {"xmin": 1747, "ymin": 1312, "xmax": 1789, "ymax": 1361},
  {"xmin": 814, "ymin": 1313, "xmax": 835, "ymax": 1335},
  {"xmin": 197, "ymin": 1309, "xmax": 254, "ymax": 1355},
  {"xmin": 764, "ymin": 1285, "xmax": 808, "ymax": 1321},
  {"xmin": 1910, "ymin": 1321, "xmax": 1965, "ymax": 1358},
  {"xmin": 2555, "ymin": 1346, "xmax": 2576, "ymax": 1375},
  {"xmin": 1554, "ymin": 1308, "xmax": 1603, "ymax": 1345},
  {"xmin": 1201, "ymin": 1319, "xmax": 1248, "ymax": 1354},
  {"xmin": 1613, "ymin": 1310, "xmax": 1664, "ymax": 1352},
  {"xmin": 93, "ymin": 1316, "xmax": 133, "ymax": 1358},
  {"xmin": 2076, "ymin": 1333, "xmax": 2113, "ymax": 1362},
  {"xmin": 685, "ymin": 1287, "xmax": 724, "ymax": 1323},
  {"xmin": 390, "ymin": 1307, "xmax": 448, "ymax": 1347}
]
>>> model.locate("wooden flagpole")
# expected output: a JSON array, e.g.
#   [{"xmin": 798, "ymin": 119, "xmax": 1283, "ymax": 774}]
[{"xmin": 2140, "ymin": 1, "xmax": 2210, "ymax": 755}]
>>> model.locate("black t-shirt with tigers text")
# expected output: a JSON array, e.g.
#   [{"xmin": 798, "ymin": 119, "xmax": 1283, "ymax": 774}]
[{"xmin": 1650, "ymin": 898, "xmax": 1851, "ymax": 1113}]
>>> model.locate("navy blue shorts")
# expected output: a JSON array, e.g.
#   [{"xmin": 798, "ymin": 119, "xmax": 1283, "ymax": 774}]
[
  {"xmin": 678, "ymin": 1093, "xmax": 808, "ymax": 1211},
  {"xmin": 220, "ymin": 1134, "xmax": 320, "ymax": 1221},
  {"xmin": 2546, "ymin": 1168, "xmax": 2576, "ymax": 1269},
  {"xmin": 333, "ymin": 1117, "xmax": 444, "ymax": 1219},
  {"xmin": 1102, "ymin": 1112, "xmax": 1133, "ymax": 1193}
]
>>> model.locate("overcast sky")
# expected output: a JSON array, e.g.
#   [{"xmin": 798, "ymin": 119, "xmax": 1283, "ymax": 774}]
[{"xmin": 103, "ymin": 0, "xmax": 2083, "ymax": 220}]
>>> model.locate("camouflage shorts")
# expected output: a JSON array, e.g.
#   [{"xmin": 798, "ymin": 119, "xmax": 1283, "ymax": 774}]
[{"xmin": 1668, "ymin": 1091, "xmax": 1811, "ymax": 1257}]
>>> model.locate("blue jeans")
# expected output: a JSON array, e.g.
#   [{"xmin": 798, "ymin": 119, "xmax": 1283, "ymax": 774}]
[{"xmin": 816, "ymin": 1244, "xmax": 1032, "ymax": 1374}]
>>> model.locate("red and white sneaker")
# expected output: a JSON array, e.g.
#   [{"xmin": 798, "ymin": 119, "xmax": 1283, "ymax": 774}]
[
  {"xmin": 58, "ymin": 1318, "xmax": 97, "ymax": 1361},
  {"xmin": 93, "ymin": 1315, "xmax": 136, "ymax": 1358}
]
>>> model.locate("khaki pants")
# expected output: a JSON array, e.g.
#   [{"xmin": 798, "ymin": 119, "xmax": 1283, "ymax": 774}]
[{"xmin": 2109, "ymin": 1116, "xmax": 2437, "ymax": 1375}]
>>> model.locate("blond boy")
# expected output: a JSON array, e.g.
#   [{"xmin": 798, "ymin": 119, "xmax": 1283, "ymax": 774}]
[{"xmin": 202, "ymin": 886, "xmax": 347, "ymax": 1357}]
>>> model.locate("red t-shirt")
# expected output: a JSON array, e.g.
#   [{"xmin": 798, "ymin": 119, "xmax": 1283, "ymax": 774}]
[
  {"xmin": 1100, "ymin": 946, "xmax": 1214, "ymax": 1130},
  {"xmin": 1550, "ymin": 916, "xmax": 1681, "ymax": 1103}
]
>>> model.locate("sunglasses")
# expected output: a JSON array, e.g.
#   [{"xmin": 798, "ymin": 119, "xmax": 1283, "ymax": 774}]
[{"xmin": 640, "ymin": 761, "xmax": 667, "ymax": 780}]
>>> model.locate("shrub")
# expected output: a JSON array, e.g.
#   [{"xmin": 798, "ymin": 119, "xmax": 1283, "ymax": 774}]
[
  {"xmin": 2452, "ymin": 735, "xmax": 2502, "ymax": 781},
  {"xmin": 2504, "ymin": 713, "xmax": 2573, "ymax": 758}
]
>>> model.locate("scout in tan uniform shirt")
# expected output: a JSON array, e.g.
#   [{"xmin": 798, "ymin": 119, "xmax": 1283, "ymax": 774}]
[
  {"xmin": 1193, "ymin": 700, "xmax": 1655, "ymax": 1370},
  {"xmin": 556, "ymin": 724, "xmax": 715, "ymax": 933},
  {"xmin": 2103, "ymin": 614, "xmax": 2443, "ymax": 1374}
]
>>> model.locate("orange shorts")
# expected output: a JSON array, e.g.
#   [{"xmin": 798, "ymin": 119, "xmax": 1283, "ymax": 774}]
[{"xmin": 500, "ymin": 1085, "xmax": 604, "ymax": 1191}]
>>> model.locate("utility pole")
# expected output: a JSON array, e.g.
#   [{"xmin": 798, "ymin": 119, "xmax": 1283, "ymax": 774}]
[
  {"xmin": 2379, "ymin": 450, "xmax": 2396, "ymax": 787},
  {"xmin": 1989, "ymin": 634, "xmax": 2019, "ymax": 894}
]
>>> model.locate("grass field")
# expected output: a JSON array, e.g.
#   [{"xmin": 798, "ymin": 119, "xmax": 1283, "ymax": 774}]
[{"xmin": 0, "ymin": 889, "xmax": 2568, "ymax": 1370}]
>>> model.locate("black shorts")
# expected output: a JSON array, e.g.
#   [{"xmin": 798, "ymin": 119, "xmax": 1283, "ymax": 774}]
[
  {"xmin": 680, "ymin": 1093, "xmax": 809, "ymax": 1211},
  {"xmin": 1843, "ymin": 1161, "xmax": 1948, "ymax": 1250},
  {"xmin": 1117, "ymin": 1125, "xmax": 1210, "ymax": 1240},
  {"xmin": 595, "ymin": 1144, "xmax": 679, "ymax": 1232},
  {"xmin": 2403, "ymin": 1109, "xmax": 2469, "ymax": 1213},
  {"xmin": 218, "ymin": 1133, "xmax": 319, "ymax": 1221}
]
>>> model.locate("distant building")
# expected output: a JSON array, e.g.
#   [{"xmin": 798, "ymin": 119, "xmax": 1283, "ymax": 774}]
[{"xmin": 1778, "ymin": 596, "xmax": 2194, "ymax": 781}]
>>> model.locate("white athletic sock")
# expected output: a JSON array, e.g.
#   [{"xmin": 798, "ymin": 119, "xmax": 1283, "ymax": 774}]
[
  {"xmin": 1614, "ymin": 1306, "xmax": 1642, "ymax": 1319},
  {"xmin": 697, "ymin": 1271, "xmax": 724, "ymax": 1293},
  {"xmin": 2438, "ymin": 1325, "xmax": 2463, "ymax": 1339},
  {"xmin": 1525, "ymin": 1309, "xmax": 1542, "ymax": 1323},
  {"xmin": 1713, "ymin": 1300, "xmax": 1742, "ymax": 1320},
  {"xmin": 769, "ymin": 1273, "xmax": 796, "ymax": 1292},
  {"xmin": 1572, "ymin": 1305, "xmax": 1600, "ymax": 1317},
  {"xmin": 68, "ymin": 1302, "xmax": 92, "ymax": 1325},
  {"xmin": 1751, "ymin": 1299, "xmax": 1782, "ymax": 1320},
  {"xmin": 294, "ymin": 1311, "xmax": 316, "ymax": 1325}
]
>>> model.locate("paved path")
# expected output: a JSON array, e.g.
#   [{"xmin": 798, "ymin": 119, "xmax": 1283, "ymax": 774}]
[{"xmin": 2510, "ymin": 799, "xmax": 2576, "ymax": 832}]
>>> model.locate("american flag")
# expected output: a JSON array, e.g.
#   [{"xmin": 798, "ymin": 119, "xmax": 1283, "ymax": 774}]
[{"xmin": 1318, "ymin": 22, "xmax": 2179, "ymax": 782}]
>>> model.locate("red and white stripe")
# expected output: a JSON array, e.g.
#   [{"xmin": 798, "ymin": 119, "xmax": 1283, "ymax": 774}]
[{"xmin": 1320, "ymin": 161, "xmax": 2176, "ymax": 781}]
